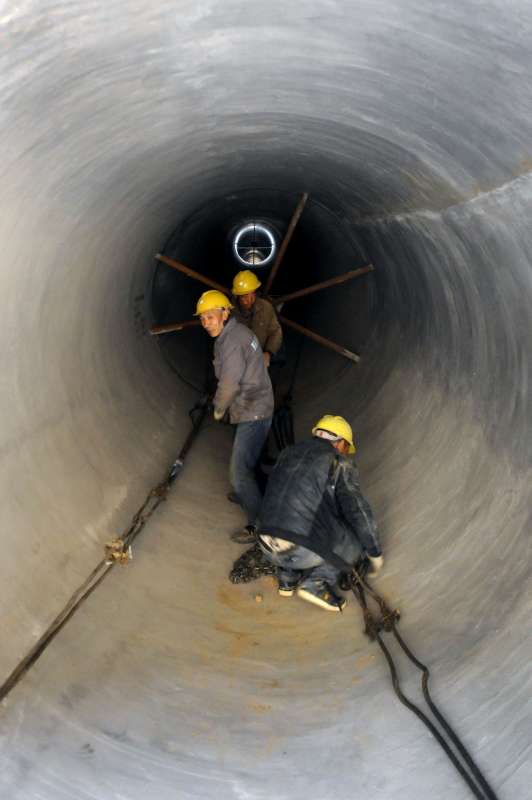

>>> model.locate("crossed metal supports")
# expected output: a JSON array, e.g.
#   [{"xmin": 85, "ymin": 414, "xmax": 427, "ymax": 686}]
[{"xmin": 150, "ymin": 193, "xmax": 374, "ymax": 364}]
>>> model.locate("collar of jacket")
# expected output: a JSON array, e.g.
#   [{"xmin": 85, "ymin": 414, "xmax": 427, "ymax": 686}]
[
  {"xmin": 310, "ymin": 436, "xmax": 339, "ymax": 454},
  {"xmin": 216, "ymin": 315, "xmax": 237, "ymax": 344}
]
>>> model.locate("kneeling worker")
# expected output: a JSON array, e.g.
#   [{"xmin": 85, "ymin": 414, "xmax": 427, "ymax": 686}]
[
  {"xmin": 232, "ymin": 270, "xmax": 283, "ymax": 367},
  {"xmin": 257, "ymin": 415, "xmax": 383, "ymax": 612},
  {"xmin": 196, "ymin": 290, "xmax": 274, "ymax": 542}
]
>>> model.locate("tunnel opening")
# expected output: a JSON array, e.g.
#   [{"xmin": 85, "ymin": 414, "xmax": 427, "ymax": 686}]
[
  {"xmin": 232, "ymin": 221, "xmax": 277, "ymax": 267},
  {"xmin": 150, "ymin": 189, "xmax": 378, "ymax": 399}
]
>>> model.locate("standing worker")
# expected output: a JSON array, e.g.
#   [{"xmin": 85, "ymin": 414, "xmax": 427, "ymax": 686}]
[
  {"xmin": 257, "ymin": 415, "xmax": 383, "ymax": 612},
  {"xmin": 195, "ymin": 289, "xmax": 274, "ymax": 543},
  {"xmin": 231, "ymin": 270, "xmax": 283, "ymax": 367}
]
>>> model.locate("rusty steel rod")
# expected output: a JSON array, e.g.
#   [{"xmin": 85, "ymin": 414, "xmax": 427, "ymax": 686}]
[
  {"xmin": 274, "ymin": 264, "xmax": 374, "ymax": 305},
  {"xmin": 264, "ymin": 192, "xmax": 309, "ymax": 295},
  {"xmin": 155, "ymin": 254, "xmax": 230, "ymax": 294},
  {"xmin": 150, "ymin": 320, "xmax": 201, "ymax": 335},
  {"xmin": 279, "ymin": 315, "xmax": 360, "ymax": 363}
]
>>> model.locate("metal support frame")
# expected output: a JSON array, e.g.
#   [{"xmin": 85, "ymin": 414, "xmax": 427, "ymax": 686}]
[
  {"xmin": 274, "ymin": 264, "xmax": 374, "ymax": 305},
  {"xmin": 150, "ymin": 320, "xmax": 201, "ymax": 335},
  {"xmin": 152, "ymin": 193, "xmax": 371, "ymax": 364},
  {"xmin": 264, "ymin": 192, "xmax": 309, "ymax": 295},
  {"xmin": 279, "ymin": 314, "xmax": 360, "ymax": 362}
]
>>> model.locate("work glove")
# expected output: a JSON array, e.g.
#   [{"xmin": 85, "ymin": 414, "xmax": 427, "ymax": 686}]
[
  {"xmin": 213, "ymin": 407, "xmax": 225, "ymax": 422},
  {"xmin": 367, "ymin": 554, "xmax": 384, "ymax": 579}
]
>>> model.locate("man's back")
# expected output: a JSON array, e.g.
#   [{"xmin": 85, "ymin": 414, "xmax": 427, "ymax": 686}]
[
  {"xmin": 213, "ymin": 316, "xmax": 274, "ymax": 423},
  {"xmin": 258, "ymin": 437, "xmax": 380, "ymax": 568}
]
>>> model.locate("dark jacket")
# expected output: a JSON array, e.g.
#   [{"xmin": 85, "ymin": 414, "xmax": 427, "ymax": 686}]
[
  {"xmin": 213, "ymin": 316, "xmax": 274, "ymax": 424},
  {"xmin": 233, "ymin": 296, "xmax": 283, "ymax": 355},
  {"xmin": 257, "ymin": 438, "xmax": 381, "ymax": 569}
]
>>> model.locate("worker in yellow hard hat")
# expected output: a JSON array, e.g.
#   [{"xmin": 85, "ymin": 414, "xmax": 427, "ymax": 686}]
[
  {"xmin": 311, "ymin": 414, "xmax": 356, "ymax": 454},
  {"xmin": 231, "ymin": 270, "xmax": 283, "ymax": 368},
  {"xmin": 195, "ymin": 289, "xmax": 274, "ymax": 543},
  {"xmin": 255, "ymin": 414, "xmax": 383, "ymax": 612}
]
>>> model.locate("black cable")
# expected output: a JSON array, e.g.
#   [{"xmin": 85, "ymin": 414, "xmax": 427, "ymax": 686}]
[
  {"xmin": 283, "ymin": 325, "xmax": 305, "ymax": 405},
  {"xmin": 270, "ymin": 320, "xmax": 304, "ymax": 454},
  {"xmin": 392, "ymin": 625, "xmax": 499, "ymax": 800},
  {"xmin": 374, "ymin": 629, "xmax": 490, "ymax": 800},
  {"xmin": 350, "ymin": 577, "xmax": 499, "ymax": 800}
]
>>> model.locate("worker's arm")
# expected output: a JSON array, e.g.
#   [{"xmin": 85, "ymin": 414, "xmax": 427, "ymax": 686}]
[
  {"xmin": 213, "ymin": 340, "xmax": 244, "ymax": 416},
  {"xmin": 263, "ymin": 302, "xmax": 283, "ymax": 356},
  {"xmin": 335, "ymin": 461, "xmax": 382, "ymax": 557}
]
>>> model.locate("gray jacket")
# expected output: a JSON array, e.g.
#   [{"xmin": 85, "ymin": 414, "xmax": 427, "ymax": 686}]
[{"xmin": 213, "ymin": 317, "xmax": 274, "ymax": 424}]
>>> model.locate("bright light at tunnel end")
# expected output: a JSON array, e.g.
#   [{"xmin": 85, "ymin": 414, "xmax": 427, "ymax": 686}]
[{"xmin": 233, "ymin": 222, "xmax": 276, "ymax": 267}]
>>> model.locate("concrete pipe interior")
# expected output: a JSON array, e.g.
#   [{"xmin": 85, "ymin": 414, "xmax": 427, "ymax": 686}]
[{"xmin": 1, "ymin": 2, "xmax": 531, "ymax": 799}]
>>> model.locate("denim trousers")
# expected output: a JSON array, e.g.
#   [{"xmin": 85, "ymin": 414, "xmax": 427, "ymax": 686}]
[
  {"xmin": 259, "ymin": 542, "xmax": 342, "ymax": 588},
  {"xmin": 230, "ymin": 417, "xmax": 272, "ymax": 526}
]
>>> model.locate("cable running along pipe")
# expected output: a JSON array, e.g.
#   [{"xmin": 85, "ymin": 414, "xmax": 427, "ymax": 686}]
[{"xmin": 350, "ymin": 570, "xmax": 499, "ymax": 800}]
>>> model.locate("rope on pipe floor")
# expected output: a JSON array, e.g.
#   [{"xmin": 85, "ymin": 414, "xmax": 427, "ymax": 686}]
[{"xmin": 0, "ymin": 395, "xmax": 211, "ymax": 704}]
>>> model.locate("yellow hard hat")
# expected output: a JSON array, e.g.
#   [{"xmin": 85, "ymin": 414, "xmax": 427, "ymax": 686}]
[
  {"xmin": 312, "ymin": 415, "xmax": 356, "ymax": 454},
  {"xmin": 194, "ymin": 290, "xmax": 233, "ymax": 316},
  {"xmin": 232, "ymin": 270, "xmax": 262, "ymax": 296}
]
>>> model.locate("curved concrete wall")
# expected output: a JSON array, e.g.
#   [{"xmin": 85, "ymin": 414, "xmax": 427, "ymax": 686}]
[{"xmin": 1, "ymin": 2, "xmax": 531, "ymax": 798}]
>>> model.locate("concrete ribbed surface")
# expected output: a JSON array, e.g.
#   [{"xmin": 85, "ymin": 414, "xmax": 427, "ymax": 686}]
[{"xmin": 1, "ymin": 2, "xmax": 531, "ymax": 798}]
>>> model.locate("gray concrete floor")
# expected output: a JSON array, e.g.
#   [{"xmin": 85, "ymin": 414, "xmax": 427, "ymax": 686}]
[{"xmin": 1, "ymin": 420, "xmax": 530, "ymax": 799}]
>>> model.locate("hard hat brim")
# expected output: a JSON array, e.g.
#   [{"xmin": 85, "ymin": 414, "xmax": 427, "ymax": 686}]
[
  {"xmin": 194, "ymin": 304, "xmax": 233, "ymax": 316},
  {"xmin": 312, "ymin": 421, "xmax": 356, "ymax": 455}
]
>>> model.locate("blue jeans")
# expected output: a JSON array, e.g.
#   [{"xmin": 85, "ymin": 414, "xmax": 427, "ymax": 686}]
[
  {"xmin": 230, "ymin": 418, "xmax": 272, "ymax": 526},
  {"xmin": 259, "ymin": 542, "xmax": 341, "ymax": 588}
]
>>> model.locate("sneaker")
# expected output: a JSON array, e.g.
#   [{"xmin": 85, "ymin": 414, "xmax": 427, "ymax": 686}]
[
  {"xmin": 230, "ymin": 525, "xmax": 257, "ymax": 544},
  {"xmin": 278, "ymin": 576, "xmax": 299, "ymax": 597},
  {"xmin": 297, "ymin": 583, "xmax": 346, "ymax": 612}
]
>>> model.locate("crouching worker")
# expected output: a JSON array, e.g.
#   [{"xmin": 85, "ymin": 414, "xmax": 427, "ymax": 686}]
[
  {"xmin": 257, "ymin": 415, "xmax": 383, "ymax": 612},
  {"xmin": 196, "ymin": 290, "xmax": 274, "ymax": 543}
]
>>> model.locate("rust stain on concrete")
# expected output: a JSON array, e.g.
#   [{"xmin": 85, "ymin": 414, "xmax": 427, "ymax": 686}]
[
  {"xmin": 248, "ymin": 701, "xmax": 273, "ymax": 713},
  {"xmin": 354, "ymin": 653, "xmax": 376, "ymax": 670}
]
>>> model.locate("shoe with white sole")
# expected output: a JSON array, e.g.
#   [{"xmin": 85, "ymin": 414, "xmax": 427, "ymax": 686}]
[
  {"xmin": 297, "ymin": 583, "xmax": 346, "ymax": 612},
  {"xmin": 278, "ymin": 576, "xmax": 300, "ymax": 597}
]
